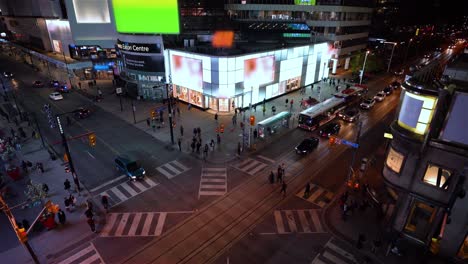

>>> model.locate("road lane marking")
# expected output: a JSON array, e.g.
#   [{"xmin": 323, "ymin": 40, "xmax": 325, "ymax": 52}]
[{"xmin": 86, "ymin": 151, "xmax": 96, "ymax": 159}]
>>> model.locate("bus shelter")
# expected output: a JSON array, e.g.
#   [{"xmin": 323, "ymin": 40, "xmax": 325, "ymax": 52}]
[{"xmin": 257, "ymin": 111, "xmax": 292, "ymax": 139}]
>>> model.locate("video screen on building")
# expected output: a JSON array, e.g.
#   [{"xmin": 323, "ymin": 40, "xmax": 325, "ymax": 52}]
[
  {"xmin": 440, "ymin": 92, "xmax": 468, "ymax": 146},
  {"xmin": 244, "ymin": 56, "xmax": 275, "ymax": 87},
  {"xmin": 397, "ymin": 91, "xmax": 436, "ymax": 135},
  {"xmin": 112, "ymin": 0, "xmax": 180, "ymax": 34},
  {"xmin": 294, "ymin": 0, "xmax": 316, "ymax": 5},
  {"xmin": 73, "ymin": 0, "xmax": 111, "ymax": 24},
  {"xmin": 171, "ymin": 55, "xmax": 203, "ymax": 91}
]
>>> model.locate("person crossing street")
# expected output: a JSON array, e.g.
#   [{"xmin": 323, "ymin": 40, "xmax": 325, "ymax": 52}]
[{"xmin": 280, "ymin": 182, "xmax": 287, "ymax": 197}]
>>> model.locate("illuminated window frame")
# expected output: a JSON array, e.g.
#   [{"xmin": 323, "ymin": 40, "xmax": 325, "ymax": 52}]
[
  {"xmin": 397, "ymin": 91, "xmax": 437, "ymax": 135},
  {"xmin": 385, "ymin": 147, "xmax": 405, "ymax": 174},
  {"xmin": 422, "ymin": 163, "xmax": 452, "ymax": 190}
]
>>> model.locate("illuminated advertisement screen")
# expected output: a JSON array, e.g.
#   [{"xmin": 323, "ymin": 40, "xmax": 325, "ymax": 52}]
[
  {"xmin": 112, "ymin": 0, "xmax": 180, "ymax": 34},
  {"xmin": 294, "ymin": 0, "xmax": 316, "ymax": 5},
  {"xmin": 172, "ymin": 55, "xmax": 203, "ymax": 91},
  {"xmin": 73, "ymin": 0, "xmax": 111, "ymax": 23},
  {"xmin": 397, "ymin": 91, "xmax": 436, "ymax": 135},
  {"xmin": 244, "ymin": 56, "xmax": 275, "ymax": 86}
]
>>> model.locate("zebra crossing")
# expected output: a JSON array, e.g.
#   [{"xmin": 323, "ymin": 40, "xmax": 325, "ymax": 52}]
[
  {"xmin": 57, "ymin": 243, "xmax": 104, "ymax": 264},
  {"xmin": 296, "ymin": 183, "xmax": 334, "ymax": 208},
  {"xmin": 268, "ymin": 209, "xmax": 326, "ymax": 234},
  {"xmin": 232, "ymin": 156, "xmax": 272, "ymax": 175},
  {"xmin": 311, "ymin": 238, "xmax": 358, "ymax": 264},
  {"xmin": 156, "ymin": 160, "xmax": 190, "ymax": 179},
  {"xmin": 100, "ymin": 212, "xmax": 168, "ymax": 237},
  {"xmin": 199, "ymin": 167, "xmax": 227, "ymax": 197},
  {"xmin": 97, "ymin": 177, "xmax": 158, "ymax": 208}
]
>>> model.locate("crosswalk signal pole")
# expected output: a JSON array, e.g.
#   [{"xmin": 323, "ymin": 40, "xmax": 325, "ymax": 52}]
[{"xmin": 56, "ymin": 115, "xmax": 81, "ymax": 193}]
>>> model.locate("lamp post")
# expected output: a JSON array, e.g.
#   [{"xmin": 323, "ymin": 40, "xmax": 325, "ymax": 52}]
[
  {"xmin": 359, "ymin": 51, "xmax": 370, "ymax": 85},
  {"xmin": 384, "ymin": 42, "xmax": 397, "ymax": 72},
  {"xmin": 56, "ymin": 114, "xmax": 81, "ymax": 193},
  {"xmin": 165, "ymin": 78, "xmax": 175, "ymax": 145},
  {"xmin": 62, "ymin": 52, "xmax": 74, "ymax": 89},
  {"xmin": 403, "ymin": 38, "xmax": 413, "ymax": 65}
]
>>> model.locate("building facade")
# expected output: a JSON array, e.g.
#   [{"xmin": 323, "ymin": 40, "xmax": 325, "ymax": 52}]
[
  {"xmin": 382, "ymin": 75, "xmax": 468, "ymax": 260},
  {"xmin": 224, "ymin": 0, "xmax": 373, "ymax": 70}
]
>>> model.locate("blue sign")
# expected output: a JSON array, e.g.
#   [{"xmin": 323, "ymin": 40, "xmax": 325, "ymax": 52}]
[{"xmin": 340, "ymin": 139, "xmax": 359, "ymax": 149}]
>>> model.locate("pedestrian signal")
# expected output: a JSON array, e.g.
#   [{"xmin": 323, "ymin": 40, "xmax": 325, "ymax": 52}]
[
  {"xmin": 88, "ymin": 133, "xmax": 96, "ymax": 147},
  {"xmin": 249, "ymin": 115, "xmax": 255, "ymax": 126},
  {"xmin": 151, "ymin": 110, "xmax": 156, "ymax": 118},
  {"xmin": 16, "ymin": 227, "xmax": 28, "ymax": 243}
]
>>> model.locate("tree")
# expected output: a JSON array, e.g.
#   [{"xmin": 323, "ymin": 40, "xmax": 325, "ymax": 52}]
[
  {"xmin": 24, "ymin": 180, "xmax": 47, "ymax": 207},
  {"xmin": 349, "ymin": 52, "xmax": 385, "ymax": 76}
]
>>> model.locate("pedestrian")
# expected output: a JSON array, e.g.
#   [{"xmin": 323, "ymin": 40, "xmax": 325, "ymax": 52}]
[
  {"xmin": 269, "ymin": 171, "xmax": 275, "ymax": 184},
  {"xmin": 21, "ymin": 160, "xmax": 28, "ymax": 173},
  {"xmin": 57, "ymin": 209, "xmax": 66, "ymax": 225},
  {"xmin": 196, "ymin": 141, "xmax": 201, "ymax": 153},
  {"xmin": 64, "ymin": 197, "xmax": 71, "ymax": 212},
  {"xmin": 272, "ymin": 105, "xmax": 276, "ymax": 114},
  {"xmin": 285, "ymin": 98, "xmax": 288, "ymax": 108},
  {"xmin": 214, "ymin": 113, "xmax": 218, "ymax": 122},
  {"xmin": 210, "ymin": 139, "xmax": 215, "ymax": 151},
  {"xmin": 280, "ymin": 182, "xmax": 287, "ymax": 197},
  {"xmin": 203, "ymin": 144, "xmax": 209, "ymax": 160},
  {"xmin": 304, "ymin": 182, "xmax": 311, "ymax": 198},
  {"xmin": 277, "ymin": 165, "xmax": 282, "ymax": 183},
  {"xmin": 253, "ymin": 129, "xmax": 258, "ymax": 139},
  {"xmin": 69, "ymin": 194, "xmax": 76, "ymax": 210},
  {"xmin": 64, "ymin": 179, "xmax": 71, "ymax": 193},
  {"xmin": 237, "ymin": 142, "xmax": 241, "ymax": 156},
  {"xmin": 180, "ymin": 125, "xmax": 184, "ymax": 136},
  {"xmin": 217, "ymin": 134, "xmax": 221, "ymax": 144},
  {"xmin": 290, "ymin": 99, "xmax": 293, "ymax": 109},
  {"xmin": 85, "ymin": 208, "xmax": 94, "ymax": 219},
  {"xmin": 152, "ymin": 122, "xmax": 156, "ymax": 132},
  {"xmin": 197, "ymin": 127, "xmax": 201, "ymax": 135},
  {"xmin": 31, "ymin": 130, "xmax": 36, "ymax": 139},
  {"xmin": 101, "ymin": 195, "xmax": 109, "ymax": 212},
  {"xmin": 87, "ymin": 217, "xmax": 96, "ymax": 233},
  {"xmin": 262, "ymin": 106, "xmax": 266, "ymax": 116},
  {"xmin": 253, "ymin": 105, "xmax": 256, "ymax": 112},
  {"xmin": 42, "ymin": 183, "xmax": 49, "ymax": 196},
  {"xmin": 178, "ymin": 138, "xmax": 182, "ymax": 151},
  {"xmin": 86, "ymin": 199, "xmax": 94, "ymax": 211},
  {"xmin": 188, "ymin": 103, "xmax": 192, "ymax": 111},
  {"xmin": 281, "ymin": 163, "xmax": 286, "ymax": 179},
  {"xmin": 335, "ymin": 85, "xmax": 339, "ymax": 92},
  {"xmin": 177, "ymin": 107, "xmax": 181, "ymax": 117},
  {"xmin": 146, "ymin": 118, "xmax": 150, "ymax": 127},
  {"xmin": 191, "ymin": 140, "xmax": 195, "ymax": 153},
  {"xmin": 78, "ymin": 82, "xmax": 81, "ymax": 89},
  {"xmin": 93, "ymin": 79, "xmax": 97, "ymax": 85}
]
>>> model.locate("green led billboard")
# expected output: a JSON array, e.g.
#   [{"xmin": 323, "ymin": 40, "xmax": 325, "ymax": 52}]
[
  {"xmin": 112, "ymin": 0, "xmax": 180, "ymax": 34},
  {"xmin": 294, "ymin": 0, "xmax": 316, "ymax": 5}
]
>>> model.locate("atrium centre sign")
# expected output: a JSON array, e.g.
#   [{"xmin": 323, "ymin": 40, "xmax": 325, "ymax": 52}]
[{"xmin": 116, "ymin": 39, "xmax": 161, "ymax": 54}]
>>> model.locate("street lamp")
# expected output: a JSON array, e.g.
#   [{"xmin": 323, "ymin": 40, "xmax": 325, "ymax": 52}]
[
  {"xmin": 359, "ymin": 51, "xmax": 370, "ymax": 85},
  {"xmin": 384, "ymin": 42, "xmax": 398, "ymax": 72},
  {"xmin": 56, "ymin": 113, "xmax": 81, "ymax": 193}
]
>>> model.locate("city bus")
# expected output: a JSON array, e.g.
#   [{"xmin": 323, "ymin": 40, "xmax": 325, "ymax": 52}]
[{"xmin": 298, "ymin": 86, "xmax": 365, "ymax": 131}]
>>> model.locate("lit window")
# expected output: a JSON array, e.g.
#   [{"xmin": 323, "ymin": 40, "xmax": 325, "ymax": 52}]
[
  {"xmin": 385, "ymin": 147, "xmax": 404, "ymax": 174},
  {"xmin": 422, "ymin": 164, "xmax": 451, "ymax": 190}
]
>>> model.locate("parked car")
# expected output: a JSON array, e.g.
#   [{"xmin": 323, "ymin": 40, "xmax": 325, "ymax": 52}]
[
  {"xmin": 391, "ymin": 81, "xmax": 401, "ymax": 89},
  {"xmin": 3, "ymin": 72, "xmax": 13, "ymax": 78},
  {"xmin": 383, "ymin": 86, "xmax": 393, "ymax": 95},
  {"xmin": 50, "ymin": 80, "xmax": 60, "ymax": 88},
  {"xmin": 49, "ymin": 92, "xmax": 63, "ymax": 101},
  {"xmin": 56, "ymin": 85, "xmax": 70, "ymax": 93},
  {"xmin": 360, "ymin": 98, "xmax": 375, "ymax": 109},
  {"xmin": 115, "ymin": 156, "xmax": 145, "ymax": 180},
  {"xmin": 32, "ymin": 80, "xmax": 44, "ymax": 88},
  {"xmin": 295, "ymin": 137, "xmax": 319, "ymax": 155},
  {"xmin": 319, "ymin": 123, "xmax": 341, "ymax": 138},
  {"xmin": 338, "ymin": 108, "xmax": 360, "ymax": 122},
  {"xmin": 73, "ymin": 107, "xmax": 91, "ymax": 119},
  {"xmin": 374, "ymin": 91, "xmax": 386, "ymax": 102}
]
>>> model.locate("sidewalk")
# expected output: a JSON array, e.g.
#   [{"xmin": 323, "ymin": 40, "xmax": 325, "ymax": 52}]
[
  {"xmin": 0, "ymin": 111, "xmax": 103, "ymax": 263},
  {"xmin": 323, "ymin": 144, "xmax": 449, "ymax": 264},
  {"xmin": 74, "ymin": 75, "xmax": 353, "ymax": 164}
]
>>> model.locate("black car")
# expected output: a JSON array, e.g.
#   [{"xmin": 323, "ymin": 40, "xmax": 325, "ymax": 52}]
[
  {"xmin": 33, "ymin": 80, "xmax": 44, "ymax": 88},
  {"xmin": 3, "ymin": 72, "xmax": 13, "ymax": 78},
  {"xmin": 295, "ymin": 137, "xmax": 319, "ymax": 154},
  {"xmin": 338, "ymin": 108, "xmax": 360, "ymax": 122},
  {"xmin": 390, "ymin": 81, "xmax": 401, "ymax": 89},
  {"xmin": 73, "ymin": 107, "xmax": 91, "ymax": 119},
  {"xmin": 383, "ymin": 86, "xmax": 393, "ymax": 95},
  {"xmin": 56, "ymin": 85, "xmax": 70, "ymax": 93},
  {"xmin": 50, "ymin": 80, "xmax": 60, "ymax": 88},
  {"xmin": 319, "ymin": 123, "xmax": 341, "ymax": 138}
]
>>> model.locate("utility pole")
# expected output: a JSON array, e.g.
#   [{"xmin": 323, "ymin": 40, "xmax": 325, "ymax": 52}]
[
  {"xmin": 0, "ymin": 195, "xmax": 40, "ymax": 264},
  {"xmin": 165, "ymin": 81, "xmax": 174, "ymax": 145},
  {"xmin": 56, "ymin": 115, "xmax": 81, "ymax": 193},
  {"xmin": 359, "ymin": 51, "xmax": 370, "ymax": 85},
  {"xmin": 385, "ymin": 42, "xmax": 397, "ymax": 72}
]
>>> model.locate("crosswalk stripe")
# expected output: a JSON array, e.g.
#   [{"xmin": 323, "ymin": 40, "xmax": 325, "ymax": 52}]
[
  {"xmin": 121, "ymin": 183, "xmax": 138, "ymax": 196},
  {"xmin": 58, "ymin": 244, "xmax": 94, "ymax": 264},
  {"xmin": 110, "ymin": 188, "xmax": 128, "ymax": 202},
  {"xmin": 297, "ymin": 210, "xmax": 311, "ymax": 233},
  {"xmin": 242, "ymin": 161, "xmax": 259, "ymax": 171},
  {"xmin": 249, "ymin": 163, "xmax": 267, "ymax": 175},
  {"xmin": 203, "ymin": 168, "xmax": 226, "ymax": 172},
  {"xmin": 157, "ymin": 166, "xmax": 173, "ymax": 178},
  {"xmin": 257, "ymin": 155, "xmax": 275, "ymax": 163},
  {"xmin": 165, "ymin": 163, "xmax": 182, "ymax": 175},
  {"xmin": 101, "ymin": 213, "xmax": 117, "ymax": 236},
  {"xmin": 115, "ymin": 213, "xmax": 129, "ymax": 236},
  {"xmin": 198, "ymin": 191, "xmax": 226, "ymax": 196},
  {"xmin": 154, "ymin": 213, "xmax": 167, "ymax": 236},
  {"xmin": 199, "ymin": 167, "xmax": 227, "ymax": 197},
  {"xmin": 285, "ymin": 210, "xmax": 297, "ymax": 232},
  {"xmin": 311, "ymin": 258, "xmax": 327, "ymax": 264},
  {"xmin": 274, "ymin": 211, "xmax": 287, "ymax": 234},
  {"xmin": 322, "ymin": 251, "xmax": 347, "ymax": 264},
  {"xmin": 131, "ymin": 180, "xmax": 146, "ymax": 192},
  {"xmin": 172, "ymin": 160, "xmax": 189, "ymax": 171},
  {"xmin": 327, "ymin": 240, "xmax": 357, "ymax": 262},
  {"xmin": 81, "ymin": 253, "xmax": 100, "ymax": 264},
  {"xmin": 128, "ymin": 213, "xmax": 142, "ymax": 236},
  {"xmin": 238, "ymin": 159, "xmax": 252, "ymax": 168},
  {"xmin": 309, "ymin": 210, "xmax": 323, "ymax": 233},
  {"xmin": 309, "ymin": 188, "xmax": 325, "ymax": 202},
  {"xmin": 141, "ymin": 213, "xmax": 154, "ymax": 236},
  {"xmin": 201, "ymin": 178, "xmax": 225, "ymax": 183},
  {"xmin": 145, "ymin": 177, "xmax": 158, "ymax": 187}
]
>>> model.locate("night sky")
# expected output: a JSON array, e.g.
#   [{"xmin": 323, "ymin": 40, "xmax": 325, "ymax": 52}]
[{"xmin": 398, "ymin": 0, "xmax": 467, "ymax": 25}]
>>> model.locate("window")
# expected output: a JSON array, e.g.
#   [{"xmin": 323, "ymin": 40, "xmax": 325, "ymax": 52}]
[
  {"xmin": 404, "ymin": 200, "xmax": 437, "ymax": 241},
  {"xmin": 385, "ymin": 147, "xmax": 404, "ymax": 174},
  {"xmin": 422, "ymin": 164, "xmax": 451, "ymax": 190}
]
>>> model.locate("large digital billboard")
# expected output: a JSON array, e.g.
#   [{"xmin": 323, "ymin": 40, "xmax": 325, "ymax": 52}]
[
  {"xmin": 112, "ymin": 0, "xmax": 180, "ymax": 34},
  {"xmin": 172, "ymin": 55, "xmax": 203, "ymax": 91},
  {"xmin": 244, "ymin": 56, "xmax": 275, "ymax": 87},
  {"xmin": 73, "ymin": 0, "xmax": 111, "ymax": 24},
  {"xmin": 294, "ymin": 0, "xmax": 316, "ymax": 5},
  {"xmin": 398, "ymin": 91, "xmax": 436, "ymax": 135}
]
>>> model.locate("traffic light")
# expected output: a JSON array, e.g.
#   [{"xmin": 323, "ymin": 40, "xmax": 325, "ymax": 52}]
[
  {"xmin": 329, "ymin": 136, "xmax": 337, "ymax": 146},
  {"xmin": 88, "ymin": 133, "xmax": 96, "ymax": 147},
  {"xmin": 151, "ymin": 110, "xmax": 156, "ymax": 119},
  {"xmin": 249, "ymin": 115, "xmax": 255, "ymax": 126},
  {"xmin": 16, "ymin": 227, "xmax": 27, "ymax": 243}
]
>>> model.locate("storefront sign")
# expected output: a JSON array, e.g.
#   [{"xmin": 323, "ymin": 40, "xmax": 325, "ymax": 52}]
[
  {"xmin": 122, "ymin": 53, "xmax": 164, "ymax": 73},
  {"xmin": 117, "ymin": 39, "xmax": 161, "ymax": 54}
]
